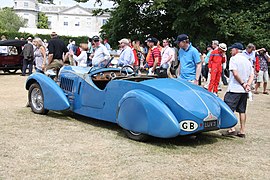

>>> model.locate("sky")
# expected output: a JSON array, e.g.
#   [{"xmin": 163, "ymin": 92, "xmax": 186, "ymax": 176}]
[{"xmin": 0, "ymin": 0, "xmax": 114, "ymax": 8}]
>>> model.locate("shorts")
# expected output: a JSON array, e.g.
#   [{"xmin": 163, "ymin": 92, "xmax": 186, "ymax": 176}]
[
  {"xmin": 46, "ymin": 59, "xmax": 63, "ymax": 70},
  {"xmin": 257, "ymin": 70, "xmax": 269, "ymax": 83},
  {"xmin": 224, "ymin": 92, "xmax": 248, "ymax": 113}
]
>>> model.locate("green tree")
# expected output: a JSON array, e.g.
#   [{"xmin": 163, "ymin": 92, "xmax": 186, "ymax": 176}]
[
  {"xmin": 0, "ymin": 7, "xmax": 26, "ymax": 32},
  {"xmin": 73, "ymin": 0, "xmax": 270, "ymax": 49},
  {"xmin": 37, "ymin": 12, "xmax": 49, "ymax": 29}
]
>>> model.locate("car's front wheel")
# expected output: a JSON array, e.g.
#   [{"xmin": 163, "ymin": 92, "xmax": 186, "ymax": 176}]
[
  {"xmin": 123, "ymin": 129, "xmax": 149, "ymax": 141},
  {"xmin": 28, "ymin": 83, "xmax": 49, "ymax": 115}
]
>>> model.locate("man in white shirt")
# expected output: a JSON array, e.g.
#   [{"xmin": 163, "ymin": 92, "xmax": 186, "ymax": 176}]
[
  {"xmin": 91, "ymin": 36, "xmax": 111, "ymax": 67},
  {"xmin": 117, "ymin": 38, "xmax": 135, "ymax": 66},
  {"xmin": 223, "ymin": 43, "xmax": 254, "ymax": 138}
]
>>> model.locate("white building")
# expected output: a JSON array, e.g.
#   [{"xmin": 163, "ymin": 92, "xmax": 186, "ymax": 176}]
[{"xmin": 14, "ymin": 0, "xmax": 110, "ymax": 37}]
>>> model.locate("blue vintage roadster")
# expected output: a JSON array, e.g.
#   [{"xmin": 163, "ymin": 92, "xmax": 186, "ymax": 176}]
[{"xmin": 25, "ymin": 65, "xmax": 237, "ymax": 141}]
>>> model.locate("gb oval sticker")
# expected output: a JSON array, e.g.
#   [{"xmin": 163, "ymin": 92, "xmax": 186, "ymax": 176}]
[{"xmin": 180, "ymin": 120, "xmax": 198, "ymax": 132}]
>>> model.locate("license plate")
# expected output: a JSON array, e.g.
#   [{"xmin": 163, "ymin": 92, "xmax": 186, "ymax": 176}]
[{"xmin": 204, "ymin": 120, "xmax": 218, "ymax": 130}]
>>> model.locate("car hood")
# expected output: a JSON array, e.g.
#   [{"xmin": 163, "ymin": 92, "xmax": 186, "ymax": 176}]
[{"xmin": 140, "ymin": 78, "xmax": 221, "ymax": 121}]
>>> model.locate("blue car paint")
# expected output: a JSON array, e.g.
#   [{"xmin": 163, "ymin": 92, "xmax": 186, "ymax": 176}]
[
  {"xmin": 117, "ymin": 89, "xmax": 180, "ymax": 138},
  {"xmin": 214, "ymin": 97, "xmax": 238, "ymax": 128},
  {"xmin": 26, "ymin": 73, "xmax": 70, "ymax": 111},
  {"xmin": 26, "ymin": 66, "xmax": 238, "ymax": 138}
]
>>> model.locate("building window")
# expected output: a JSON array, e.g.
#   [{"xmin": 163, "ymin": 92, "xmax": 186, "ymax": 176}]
[
  {"xmin": 86, "ymin": 18, "xmax": 91, "ymax": 26},
  {"xmin": 15, "ymin": 2, "xmax": 17, "ymax": 7},
  {"xmin": 24, "ymin": 19, "xmax": 29, "ymax": 24},
  {"xmin": 48, "ymin": 21, "xmax": 51, "ymax": 29},
  {"xmin": 75, "ymin": 18, "xmax": 80, "ymax": 26},
  {"xmin": 64, "ymin": 22, "xmax": 68, "ymax": 26},
  {"xmin": 24, "ymin": 2, "xmax": 28, "ymax": 7},
  {"xmin": 102, "ymin": 19, "xmax": 107, "ymax": 25}
]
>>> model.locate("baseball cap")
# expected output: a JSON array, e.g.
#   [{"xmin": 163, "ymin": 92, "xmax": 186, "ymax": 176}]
[
  {"xmin": 218, "ymin": 43, "xmax": 227, "ymax": 51},
  {"xmin": 228, "ymin": 43, "xmax": 244, "ymax": 50},
  {"xmin": 118, "ymin": 38, "xmax": 129, "ymax": 44},
  {"xmin": 92, "ymin": 35, "xmax": 100, "ymax": 42},
  {"xmin": 146, "ymin": 37, "xmax": 158, "ymax": 43},
  {"xmin": 174, "ymin": 34, "xmax": 189, "ymax": 44}
]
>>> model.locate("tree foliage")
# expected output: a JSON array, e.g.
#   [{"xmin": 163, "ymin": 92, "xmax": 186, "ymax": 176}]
[
  {"xmin": 37, "ymin": 12, "xmax": 49, "ymax": 29},
  {"xmin": 0, "ymin": 7, "xmax": 26, "ymax": 32},
  {"xmin": 74, "ymin": 0, "xmax": 270, "ymax": 49}
]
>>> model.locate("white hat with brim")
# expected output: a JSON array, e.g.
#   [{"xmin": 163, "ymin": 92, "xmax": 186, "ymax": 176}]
[
  {"xmin": 219, "ymin": 43, "xmax": 227, "ymax": 51},
  {"xmin": 118, "ymin": 38, "xmax": 129, "ymax": 44}
]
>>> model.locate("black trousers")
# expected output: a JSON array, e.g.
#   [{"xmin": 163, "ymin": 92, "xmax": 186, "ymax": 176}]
[
  {"xmin": 221, "ymin": 69, "xmax": 228, "ymax": 85},
  {"xmin": 22, "ymin": 59, "xmax": 33, "ymax": 75}
]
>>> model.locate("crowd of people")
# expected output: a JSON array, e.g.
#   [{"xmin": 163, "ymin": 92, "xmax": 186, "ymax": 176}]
[{"xmin": 2, "ymin": 32, "xmax": 270, "ymax": 137}]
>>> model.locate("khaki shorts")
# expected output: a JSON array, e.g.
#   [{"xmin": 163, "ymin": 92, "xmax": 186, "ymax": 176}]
[
  {"xmin": 257, "ymin": 70, "xmax": 269, "ymax": 83},
  {"xmin": 46, "ymin": 59, "xmax": 63, "ymax": 70}
]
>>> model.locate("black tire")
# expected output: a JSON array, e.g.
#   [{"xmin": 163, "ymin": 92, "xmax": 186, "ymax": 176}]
[
  {"xmin": 123, "ymin": 129, "xmax": 149, "ymax": 141},
  {"xmin": 28, "ymin": 83, "xmax": 49, "ymax": 115}
]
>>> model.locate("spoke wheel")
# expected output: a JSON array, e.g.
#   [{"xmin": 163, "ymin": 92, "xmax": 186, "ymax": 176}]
[
  {"xmin": 28, "ymin": 83, "xmax": 49, "ymax": 115},
  {"xmin": 123, "ymin": 129, "xmax": 148, "ymax": 141}
]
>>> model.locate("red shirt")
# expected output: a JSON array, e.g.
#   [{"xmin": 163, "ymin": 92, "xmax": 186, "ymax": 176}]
[
  {"xmin": 147, "ymin": 47, "xmax": 161, "ymax": 67},
  {"xmin": 130, "ymin": 46, "xmax": 139, "ymax": 66},
  {"xmin": 208, "ymin": 49, "xmax": 225, "ymax": 70},
  {"xmin": 255, "ymin": 55, "xmax": 260, "ymax": 72}
]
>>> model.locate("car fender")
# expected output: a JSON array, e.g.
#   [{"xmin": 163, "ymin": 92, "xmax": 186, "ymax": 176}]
[
  {"xmin": 117, "ymin": 89, "xmax": 180, "ymax": 138},
  {"xmin": 215, "ymin": 97, "xmax": 238, "ymax": 128},
  {"xmin": 26, "ymin": 73, "xmax": 70, "ymax": 111}
]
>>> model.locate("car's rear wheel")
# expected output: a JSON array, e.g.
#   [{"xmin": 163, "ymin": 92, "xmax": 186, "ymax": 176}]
[
  {"xmin": 28, "ymin": 83, "xmax": 49, "ymax": 115},
  {"xmin": 123, "ymin": 129, "xmax": 149, "ymax": 141}
]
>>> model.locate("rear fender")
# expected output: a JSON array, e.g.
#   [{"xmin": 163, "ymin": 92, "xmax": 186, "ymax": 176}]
[
  {"xmin": 215, "ymin": 97, "xmax": 238, "ymax": 128},
  {"xmin": 117, "ymin": 90, "xmax": 180, "ymax": 138},
  {"xmin": 26, "ymin": 73, "xmax": 70, "ymax": 111}
]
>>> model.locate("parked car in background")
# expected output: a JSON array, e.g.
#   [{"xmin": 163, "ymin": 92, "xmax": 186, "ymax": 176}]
[
  {"xmin": 0, "ymin": 40, "xmax": 27, "ymax": 74},
  {"xmin": 25, "ymin": 65, "xmax": 238, "ymax": 141}
]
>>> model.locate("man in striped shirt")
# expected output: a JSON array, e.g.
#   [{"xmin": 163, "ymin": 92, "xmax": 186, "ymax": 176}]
[{"xmin": 145, "ymin": 37, "xmax": 161, "ymax": 75}]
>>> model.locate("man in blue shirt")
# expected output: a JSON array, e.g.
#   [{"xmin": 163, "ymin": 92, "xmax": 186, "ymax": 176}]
[{"xmin": 175, "ymin": 34, "xmax": 201, "ymax": 84}]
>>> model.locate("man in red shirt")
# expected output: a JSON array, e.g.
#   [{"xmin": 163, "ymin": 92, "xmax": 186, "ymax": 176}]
[
  {"xmin": 208, "ymin": 43, "xmax": 227, "ymax": 95},
  {"xmin": 145, "ymin": 37, "xmax": 161, "ymax": 75}
]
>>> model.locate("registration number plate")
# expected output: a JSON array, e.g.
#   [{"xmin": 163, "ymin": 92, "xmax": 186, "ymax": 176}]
[{"xmin": 204, "ymin": 120, "xmax": 218, "ymax": 130}]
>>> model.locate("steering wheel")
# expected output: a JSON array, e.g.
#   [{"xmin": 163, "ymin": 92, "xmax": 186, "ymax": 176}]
[{"xmin": 120, "ymin": 65, "xmax": 135, "ymax": 77}]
